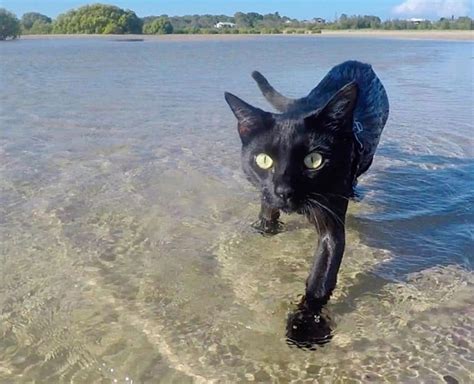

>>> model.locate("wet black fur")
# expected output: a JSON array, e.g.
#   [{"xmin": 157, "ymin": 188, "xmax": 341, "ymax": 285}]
[{"xmin": 225, "ymin": 61, "xmax": 388, "ymax": 347}]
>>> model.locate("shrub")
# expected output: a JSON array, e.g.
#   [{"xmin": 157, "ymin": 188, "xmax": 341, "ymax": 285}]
[
  {"xmin": 0, "ymin": 8, "xmax": 21, "ymax": 40},
  {"xmin": 27, "ymin": 20, "xmax": 53, "ymax": 34},
  {"xmin": 53, "ymin": 4, "xmax": 142, "ymax": 34},
  {"xmin": 143, "ymin": 18, "xmax": 173, "ymax": 34},
  {"xmin": 21, "ymin": 12, "xmax": 53, "ymax": 34},
  {"xmin": 21, "ymin": 12, "xmax": 51, "ymax": 30}
]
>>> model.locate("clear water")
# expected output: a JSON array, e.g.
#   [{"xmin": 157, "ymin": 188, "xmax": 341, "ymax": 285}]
[{"xmin": 1, "ymin": 36, "xmax": 473, "ymax": 383}]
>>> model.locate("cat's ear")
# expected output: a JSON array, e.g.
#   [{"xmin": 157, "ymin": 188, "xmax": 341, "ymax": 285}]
[
  {"xmin": 305, "ymin": 81, "xmax": 358, "ymax": 132},
  {"xmin": 224, "ymin": 92, "xmax": 274, "ymax": 144}
]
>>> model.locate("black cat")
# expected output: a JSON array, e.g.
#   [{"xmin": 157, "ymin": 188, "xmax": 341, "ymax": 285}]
[{"xmin": 224, "ymin": 61, "xmax": 389, "ymax": 346}]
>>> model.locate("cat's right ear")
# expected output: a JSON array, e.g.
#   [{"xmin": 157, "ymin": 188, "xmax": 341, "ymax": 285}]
[
  {"xmin": 304, "ymin": 82, "xmax": 358, "ymax": 134},
  {"xmin": 224, "ymin": 92, "xmax": 273, "ymax": 145}
]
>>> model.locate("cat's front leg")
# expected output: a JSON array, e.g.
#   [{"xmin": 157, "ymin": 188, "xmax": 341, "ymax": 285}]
[
  {"xmin": 305, "ymin": 199, "xmax": 348, "ymax": 307},
  {"xmin": 251, "ymin": 199, "xmax": 282, "ymax": 235},
  {"xmin": 286, "ymin": 200, "xmax": 347, "ymax": 347}
]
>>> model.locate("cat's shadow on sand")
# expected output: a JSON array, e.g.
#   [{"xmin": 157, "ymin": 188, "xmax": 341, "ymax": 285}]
[{"xmin": 281, "ymin": 149, "xmax": 473, "ymax": 349}]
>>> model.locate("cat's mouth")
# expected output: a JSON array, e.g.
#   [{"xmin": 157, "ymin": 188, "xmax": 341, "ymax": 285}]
[
  {"xmin": 263, "ymin": 190, "xmax": 302, "ymax": 213},
  {"xmin": 280, "ymin": 202, "xmax": 299, "ymax": 214},
  {"xmin": 271, "ymin": 197, "xmax": 301, "ymax": 213},
  {"xmin": 276, "ymin": 198, "xmax": 314, "ymax": 215}
]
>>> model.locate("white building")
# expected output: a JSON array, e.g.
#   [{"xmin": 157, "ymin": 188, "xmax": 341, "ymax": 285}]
[
  {"xmin": 301, "ymin": 18, "xmax": 326, "ymax": 24},
  {"xmin": 215, "ymin": 22, "xmax": 236, "ymax": 28},
  {"xmin": 407, "ymin": 18, "xmax": 429, "ymax": 24}
]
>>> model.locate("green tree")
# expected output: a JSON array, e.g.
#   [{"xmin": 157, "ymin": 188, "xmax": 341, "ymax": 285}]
[
  {"xmin": 28, "ymin": 20, "xmax": 53, "ymax": 34},
  {"xmin": 103, "ymin": 22, "xmax": 122, "ymax": 34},
  {"xmin": 53, "ymin": 4, "xmax": 142, "ymax": 34},
  {"xmin": 433, "ymin": 16, "xmax": 473, "ymax": 30},
  {"xmin": 21, "ymin": 12, "xmax": 51, "ymax": 29},
  {"xmin": 308, "ymin": 24, "xmax": 322, "ymax": 33},
  {"xmin": 234, "ymin": 12, "xmax": 263, "ymax": 28},
  {"xmin": 143, "ymin": 18, "xmax": 173, "ymax": 34},
  {"xmin": 21, "ymin": 12, "xmax": 52, "ymax": 34},
  {"xmin": 454, "ymin": 16, "xmax": 473, "ymax": 30},
  {"xmin": 0, "ymin": 8, "xmax": 21, "ymax": 40},
  {"xmin": 436, "ymin": 17, "xmax": 451, "ymax": 30},
  {"xmin": 261, "ymin": 12, "xmax": 282, "ymax": 28}
]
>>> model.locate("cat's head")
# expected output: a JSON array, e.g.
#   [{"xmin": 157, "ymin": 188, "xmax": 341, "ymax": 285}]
[{"xmin": 225, "ymin": 82, "xmax": 358, "ymax": 213}]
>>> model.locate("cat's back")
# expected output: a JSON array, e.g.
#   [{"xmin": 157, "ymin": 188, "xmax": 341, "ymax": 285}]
[{"xmin": 307, "ymin": 60, "xmax": 389, "ymax": 176}]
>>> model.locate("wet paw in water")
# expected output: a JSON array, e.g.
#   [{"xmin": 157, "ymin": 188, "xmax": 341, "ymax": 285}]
[
  {"xmin": 251, "ymin": 218, "xmax": 284, "ymax": 236},
  {"xmin": 285, "ymin": 300, "xmax": 334, "ymax": 350}
]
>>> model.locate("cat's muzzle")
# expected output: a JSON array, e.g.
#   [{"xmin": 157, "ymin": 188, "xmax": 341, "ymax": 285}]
[
  {"xmin": 263, "ymin": 188, "xmax": 300, "ymax": 213},
  {"xmin": 274, "ymin": 185, "xmax": 299, "ymax": 212},
  {"xmin": 272, "ymin": 195, "xmax": 300, "ymax": 213}
]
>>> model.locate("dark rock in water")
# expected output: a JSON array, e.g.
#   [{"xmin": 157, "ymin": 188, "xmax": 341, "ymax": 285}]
[
  {"xmin": 443, "ymin": 375, "xmax": 459, "ymax": 384},
  {"xmin": 113, "ymin": 38, "xmax": 144, "ymax": 42}
]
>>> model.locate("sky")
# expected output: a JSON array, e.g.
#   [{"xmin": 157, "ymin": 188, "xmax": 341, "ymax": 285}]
[{"xmin": 2, "ymin": 0, "xmax": 472, "ymax": 20}]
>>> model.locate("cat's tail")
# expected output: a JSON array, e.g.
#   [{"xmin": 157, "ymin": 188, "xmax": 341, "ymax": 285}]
[{"xmin": 251, "ymin": 71, "xmax": 299, "ymax": 113}]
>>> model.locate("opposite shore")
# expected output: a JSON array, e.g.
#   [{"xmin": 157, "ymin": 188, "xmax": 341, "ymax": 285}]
[{"xmin": 18, "ymin": 30, "xmax": 473, "ymax": 41}]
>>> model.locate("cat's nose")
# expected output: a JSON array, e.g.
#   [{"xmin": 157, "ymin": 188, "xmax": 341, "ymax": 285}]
[{"xmin": 275, "ymin": 184, "xmax": 294, "ymax": 201}]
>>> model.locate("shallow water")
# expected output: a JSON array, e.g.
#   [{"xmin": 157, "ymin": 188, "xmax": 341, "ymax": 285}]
[{"xmin": 1, "ymin": 36, "xmax": 473, "ymax": 383}]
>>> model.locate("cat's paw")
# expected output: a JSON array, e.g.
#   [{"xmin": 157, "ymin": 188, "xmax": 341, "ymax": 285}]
[
  {"xmin": 251, "ymin": 218, "xmax": 283, "ymax": 235},
  {"xmin": 285, "ymin": 300, "xmax": 333, "ymax": 350}
]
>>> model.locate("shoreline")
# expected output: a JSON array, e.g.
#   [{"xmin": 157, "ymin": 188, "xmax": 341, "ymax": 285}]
[
  {"xmin": 320, "ymin": 29, "xmax": 473, "ymax": 41},
  {"xmin": 19, "ymin": 30, "xmax": 473, "ymax": 42}
]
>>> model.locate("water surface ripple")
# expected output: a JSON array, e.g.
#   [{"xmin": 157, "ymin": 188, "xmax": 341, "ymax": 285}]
[{"xmin": 1, "ymin": 36, "xmax": 473, "ymax": 383}]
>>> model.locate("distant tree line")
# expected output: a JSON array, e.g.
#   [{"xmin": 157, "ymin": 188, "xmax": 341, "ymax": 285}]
[
  {"xmin": 0, "ymin": 4, "xmax": 472, "ymax": 40},
  {"xmin": 328, "ymin": 13, "xmax": 473, "ymax": 30}
]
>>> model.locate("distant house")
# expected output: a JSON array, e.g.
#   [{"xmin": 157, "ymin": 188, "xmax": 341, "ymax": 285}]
[
  {"xmin": 407, "ymin": 18, "xmax": 429, "ymax": 25},
  {"xmin": 301, "ymin": 18, "xmax": 326, "ymax": 25},
  {"xmin": 214, "ymin": 22, "xmax": 236, "ymax": 28}
]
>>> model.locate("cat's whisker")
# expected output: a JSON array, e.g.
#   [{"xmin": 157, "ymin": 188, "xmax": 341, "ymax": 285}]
[
  {"xmin": 306, "ymin": 193, "xmax": 349, "ymax": 227},
  {"xmin": 316, "ymin": 201, "xmax": 345, "ymax": 228},
  {"xmin": 305, "ymin": 200, "xmax": 328, "ymax": 235},
  {"xmin": 306, "ymin": 198, "xmax": 345, "ymax": 229},
  {"xmin": 309, "ymin": 192, "xmax": 350, "ymax": 203},
  {"xmin": 306, "ymin": 203, "xmax": 322, "ymax": 235},
  {"xmin": 325, "ymin": 193, "xmax": 351, "ymax": 202}
]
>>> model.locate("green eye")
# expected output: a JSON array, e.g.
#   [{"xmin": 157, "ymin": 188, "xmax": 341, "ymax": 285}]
[
  {"xmin": 255, "ymin": 153, "xmax": 273, "ymax": 170},
  {"xmin": 304, "ymin": 152, "xmax": 323, "ymax": 169}
]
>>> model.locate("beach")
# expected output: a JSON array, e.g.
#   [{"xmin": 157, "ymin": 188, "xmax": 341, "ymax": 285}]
[
  {"xmin": 19, "ymin": 29, "xmax": 474, "ymax": 42},
  {"xmin": 321, "ymin": 29, "xmax": 474, "ymax": 41}
]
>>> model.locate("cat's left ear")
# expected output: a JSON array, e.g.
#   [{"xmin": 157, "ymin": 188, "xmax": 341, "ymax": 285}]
[
  {"xmin": 305, "ymin": 81, "xmax": 358, "ymax": 132},
  {"xmin": 225, "ymin": 92, "xmax": 274, "ymax": 145}
]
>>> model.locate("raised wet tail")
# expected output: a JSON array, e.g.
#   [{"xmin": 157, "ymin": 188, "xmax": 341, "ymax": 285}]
[{"xmin": 251, "ymin": 71, "xmax": 300, "ymax": 112}]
